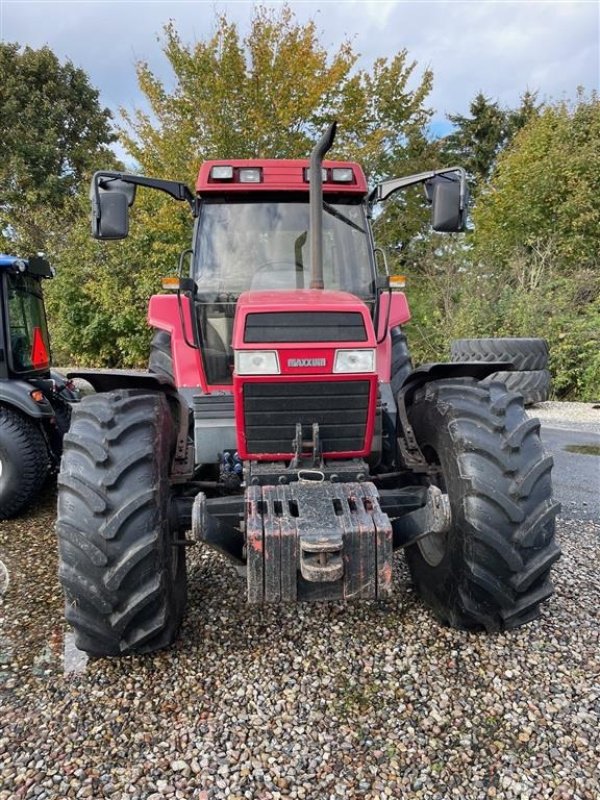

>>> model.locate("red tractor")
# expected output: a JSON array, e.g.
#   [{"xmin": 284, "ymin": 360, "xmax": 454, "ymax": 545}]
[{"xmin": 57, "ymin": 123, "xmax": 560, "ymax": 657}]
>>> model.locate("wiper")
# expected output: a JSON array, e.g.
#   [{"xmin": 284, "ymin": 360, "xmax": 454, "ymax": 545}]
[{"xmin": 322, "ymin": 202, "xmax": 366, "ymax": 234}]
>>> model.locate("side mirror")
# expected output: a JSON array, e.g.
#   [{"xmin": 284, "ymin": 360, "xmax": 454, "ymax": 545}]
[
  {"xmin": 90, "ymin": 173, "xmax": 137, "ymax": 240},
  {"xmin": 428, "ymin": 175, "xmax": 468, "ymax": 232}
]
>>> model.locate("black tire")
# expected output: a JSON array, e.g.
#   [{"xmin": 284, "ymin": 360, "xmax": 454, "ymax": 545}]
[
  {"xmin": 56, "ymin": 390, "xmax": 187, "ymax": 656},
  {"xmin": 405, "ymin": 378, "xmax": 561, "ymax": 631},
  {"xmin": 390, "ymin": 327, "xmax": 413, "ymax": 397},
  {"xmin": 483, "ymin": 369, "xmax": 551, "ymax": 406},
  {"xmin": 149, "ymin": 329, "xmax": 174, "ymax": 382},
  {"xmin": 451, "ymin": 338, "xmax": 549, "ymax": 371},
  {"xmin": 0, "ymin": 407, "xmax": 49, "ymax": 519}
]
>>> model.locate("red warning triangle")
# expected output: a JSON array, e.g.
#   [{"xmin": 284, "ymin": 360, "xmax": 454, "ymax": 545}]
[{"xmin": 30, "ymin": 326, "xmax": 49, "ymax": 369}]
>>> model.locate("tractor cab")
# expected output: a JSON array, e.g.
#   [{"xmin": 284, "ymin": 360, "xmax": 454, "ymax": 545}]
[
  {"xmin": 0, "ymin": 254, "xmax": 52, "ymax": 380},
  {"xmin": 190, "ymin": 160, "xmax": 376, "ymax": 386},
  {"xmin": 0, "ymin": 254, "xmax": 79, "ymax": 520}
]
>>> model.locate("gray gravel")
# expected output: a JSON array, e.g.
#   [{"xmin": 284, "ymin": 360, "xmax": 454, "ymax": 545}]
[
  {"xmin": 528, "ymin": 401, "xmax": 600, "ymax": 433},
  {"xmin": 1, "ymin": 491, "xmax": 598, "ymax": 800}
]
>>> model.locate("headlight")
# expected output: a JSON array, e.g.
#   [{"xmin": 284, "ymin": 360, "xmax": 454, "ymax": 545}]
[
  {"xmin": 333, "ymin": 349, "xmax": 375, "ymax": 373},
  {"xmin": 235, "ymin": 350, "xmax": 280, "ymax": 375}
]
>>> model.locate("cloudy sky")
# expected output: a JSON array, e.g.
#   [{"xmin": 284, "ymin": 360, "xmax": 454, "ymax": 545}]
[{"xmin": 1, "ymin": 0, "xmax": 598, "ymax": 136}]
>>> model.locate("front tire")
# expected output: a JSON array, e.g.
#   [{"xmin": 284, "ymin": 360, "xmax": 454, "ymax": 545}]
[
  {"xmin": 0, "ymin": 407, "xmax": 49, "ymax": 519},
  {"xmin": 56, "ymin": 390, "xmax": 186, "ymax": 656},
  {"xmin": 482, "ymin": 369, "xmax": 551, "ymax": 406},
  {"xmin": 405, "ymin": 378, "xmax": 560, "ymax": 631}
]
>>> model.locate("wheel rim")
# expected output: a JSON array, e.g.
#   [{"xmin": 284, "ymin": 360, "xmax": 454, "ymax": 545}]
[{"xmin": 417, "ymin": 445, "xmax": 447, "ymax": 567}]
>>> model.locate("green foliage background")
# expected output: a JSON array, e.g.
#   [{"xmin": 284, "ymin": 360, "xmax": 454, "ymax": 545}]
[
  {"xmin": 1, "ymin": 8, "xmax": 598, "ymax": 400},
  {"xmin": 383, "ymin": 93, "xmax": 600, "ymax": 401}
]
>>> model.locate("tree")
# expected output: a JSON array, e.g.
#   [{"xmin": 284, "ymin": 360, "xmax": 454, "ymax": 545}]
[
  {"xmin": 0, "ymin": 43, "xmax": 116, "ymax": 252},
  {"xmin": 473, "ymin": 92, "xmax": 600, "ymax": 272},
  {"xmin": 47, "ymin": 3, "xmax": 436, "ymax": 368},
  {"xmin": 442, "ymin": 90, "xmax": 541, "ymax": 191},
  {"xmin": 121, "ymin": 6, "xmax": 433, "ymax": 182}
]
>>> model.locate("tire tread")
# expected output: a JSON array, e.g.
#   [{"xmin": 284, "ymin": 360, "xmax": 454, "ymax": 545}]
[{"xmin": 406, "ymin": 378, "xmax": 560, "ymax": 631}]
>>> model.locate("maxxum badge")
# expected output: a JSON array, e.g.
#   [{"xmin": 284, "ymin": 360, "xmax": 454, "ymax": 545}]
[{"xmin": 287, "ymin": 358, "xmax": 327, "ymax": 368}]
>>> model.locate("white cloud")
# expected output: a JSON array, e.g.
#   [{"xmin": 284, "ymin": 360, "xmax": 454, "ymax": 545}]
[{"xmin": 2, "ymin": 0, "xmax": 598, "ymax": 126}]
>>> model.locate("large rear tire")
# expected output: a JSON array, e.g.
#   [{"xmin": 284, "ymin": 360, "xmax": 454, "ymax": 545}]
[
  {"xmin": 405, "ymin": 378, "xmax": 560, "ymax": 631},
  {"xmin": 0, "ymin": 407, "xmax": 49, "ymax": 519},
  {"xmin": 56, "ymin": 390, "xmax": 187, "ymax": 656}
]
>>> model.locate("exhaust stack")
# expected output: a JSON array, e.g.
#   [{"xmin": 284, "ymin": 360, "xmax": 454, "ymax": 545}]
[{"xmin": 309, "ymin": 122, "xmax": 337, "ymax": 290}]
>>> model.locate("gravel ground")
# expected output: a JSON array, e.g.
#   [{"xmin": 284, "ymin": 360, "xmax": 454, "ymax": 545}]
[
  {"xmin": 0, "ymin": 489, "xmax": 598, "ymax": 800},
  {"xmin": 528, "ymin": 401, "xmax": 600, "ymax": 433}
]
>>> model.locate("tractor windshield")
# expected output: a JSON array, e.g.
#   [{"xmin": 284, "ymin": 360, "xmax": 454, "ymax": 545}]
[
  {"xmin": 192, "ymin": 198, "xmax": 375, "ymax": 299},
  {"xmin": 6, "ymin": 273, "xmax": 51, "ymax": 374}
]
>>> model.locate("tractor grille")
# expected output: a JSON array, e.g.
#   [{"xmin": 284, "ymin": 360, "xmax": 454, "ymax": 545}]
[
  {"xmin": 244, "ymin": 312, "xmax": 367, "ymax": 343},
  {"xmin": 243, "ymin": 380, "xmax": 370, "ymax": 455}
]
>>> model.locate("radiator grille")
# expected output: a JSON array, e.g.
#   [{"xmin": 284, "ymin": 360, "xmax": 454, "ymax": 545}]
[
  {"xmin": 244, "ymin": 311, "xmax": 367, "ymax": 343},
  {"xmin": 243, "ymin": 380, "xmax": 370, "ymax": 455}
]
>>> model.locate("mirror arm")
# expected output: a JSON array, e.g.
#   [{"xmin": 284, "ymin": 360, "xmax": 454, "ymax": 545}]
[
  {"xmin": 369, "ymin": 167, "xmax": 467, "ymax": 207},
  {"xmin": 94, "ymin": 171, "xmax": 196, "ymax": 211}
]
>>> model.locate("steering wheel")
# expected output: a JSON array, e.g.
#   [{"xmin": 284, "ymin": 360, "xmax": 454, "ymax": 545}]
[{"xmin": 253, "ymin": 260, "xmax": 303, "ymax": 273}]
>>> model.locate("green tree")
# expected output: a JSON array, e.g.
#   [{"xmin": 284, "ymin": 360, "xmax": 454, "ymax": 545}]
[
  {"xmin": 474, "ymin": 93, "xmax": 600, "ymax": 272},
  {"xmin": 442, "ymin": 90, "xmax": 541, "ymax": 191},
  {"xmin": 425, "ymin": 93, "xmax": 600, "ymax": 401},
  {"xmin": 0, "ymin": 43, "xmax": 116, "ymax": 252}
]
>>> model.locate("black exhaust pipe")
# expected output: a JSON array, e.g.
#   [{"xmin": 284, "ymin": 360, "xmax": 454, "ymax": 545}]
[{"xmin": 309, "ymin": 121, "xmax": 337, "ymax": 290}]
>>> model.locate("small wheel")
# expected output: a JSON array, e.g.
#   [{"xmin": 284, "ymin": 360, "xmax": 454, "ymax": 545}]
[
  {"xmin": 0, "ymin": 407, "xmax": 49, "ymax": 519},
  {"xmin": 56, "ymin": 390, "xmax": 187, "ymax": 656},
  {"xmin": 405, "ymin": 378, "xmax": 561, "ymax": 631}
]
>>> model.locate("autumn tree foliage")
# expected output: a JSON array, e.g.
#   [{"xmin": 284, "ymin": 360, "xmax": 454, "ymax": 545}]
[{"xmin": 48, "ymin": 5, "xmax": 437, "ymax": 367}]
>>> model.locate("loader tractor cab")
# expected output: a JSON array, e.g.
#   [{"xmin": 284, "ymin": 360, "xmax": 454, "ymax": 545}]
[
  {"xmin": 0, "ymin": 255, "xmax": 79, "ymax": 519},
  {"xmin": 57, "ymin": 122, "xmax": 560, "ymax": 657}
]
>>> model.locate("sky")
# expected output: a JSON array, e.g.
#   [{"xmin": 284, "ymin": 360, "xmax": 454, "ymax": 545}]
[{"xmin": 1, "ymin": 0, "xmax": 599, "ymax": 140}]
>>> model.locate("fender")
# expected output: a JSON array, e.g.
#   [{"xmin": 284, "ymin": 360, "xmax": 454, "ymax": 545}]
[
  {"xmin": 66, "ymin": 369, "xmax": 175, "ymax": 394},
  {"xmin": 376, "ymin": 291, "xmax": 411, "ymax": 383},
  {"xmin": 65, "ymin": 370, "xmax": 194, "ymax": 482},
  {"xmin": 395, "ymin": 361, "xmax": 515, "ymax": 473},
  {"xmin": 0, "ymin": 379, "xmax": 55, "ymax": 419},
  {"xmin": 398, "ymin": 361, "xmax": 514, "ymax": 403}
]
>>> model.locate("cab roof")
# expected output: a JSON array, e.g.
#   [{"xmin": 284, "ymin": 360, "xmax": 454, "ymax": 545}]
[
  {"xmin": 196, "ymin": 159, "xmax": 368, "ymax": 196},
  {"xmin": 0, "ymin": 254, "xmax": 53, "ymax": 278},
  {"xmin": 0, "ymin": 254, "xmax": 27, "ymax": 270}
]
